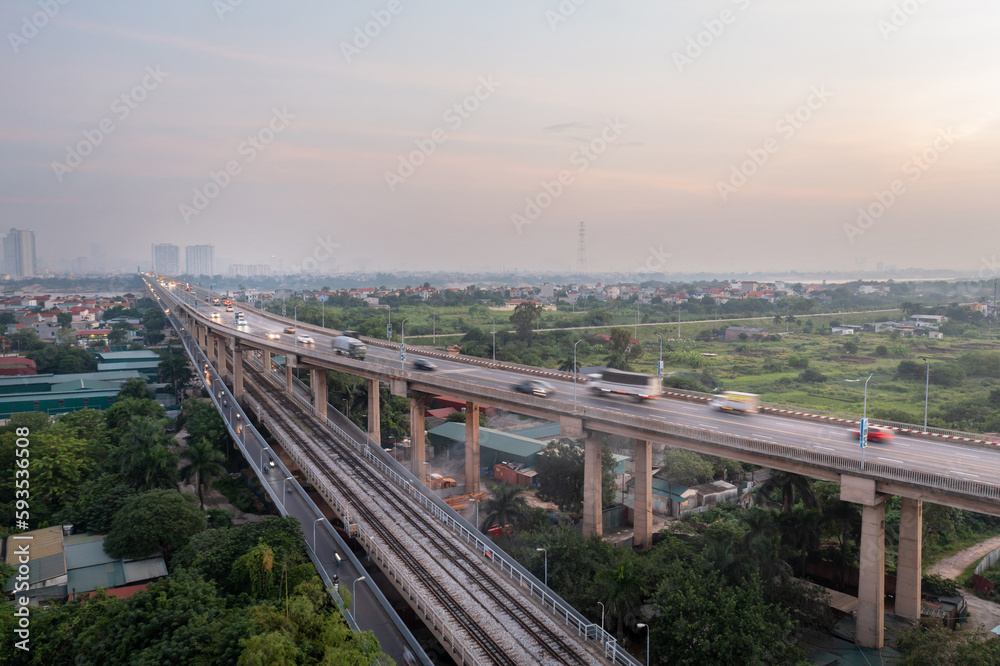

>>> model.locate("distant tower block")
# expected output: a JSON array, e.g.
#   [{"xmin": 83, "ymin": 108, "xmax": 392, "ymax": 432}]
[{"xmin": 577, "ymin": 221, "xmax": 587, "ymax": 270}]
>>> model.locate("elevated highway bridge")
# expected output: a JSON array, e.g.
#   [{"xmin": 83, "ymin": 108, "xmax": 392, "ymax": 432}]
[{"xmin": 148, "ymin": 276, "xmax": 1000, "ymax": 651}]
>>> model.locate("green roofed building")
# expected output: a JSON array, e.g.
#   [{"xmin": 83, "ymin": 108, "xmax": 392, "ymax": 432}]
[
  {"xmin": 0, "ymin": 370, "xmax": 142, "ymax": 418},
  {"xmin": 94, "ymin": 350, "xmax": 161, "ymax": 382},
  {"xmin": 427, "ymin": 421, "xmax": 547, "ymax": 468}
]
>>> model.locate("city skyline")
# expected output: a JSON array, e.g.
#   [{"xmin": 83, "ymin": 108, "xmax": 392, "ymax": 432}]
[{"xmin": 2, "ymin": 2, "xmax": 999, "ymax": 276}]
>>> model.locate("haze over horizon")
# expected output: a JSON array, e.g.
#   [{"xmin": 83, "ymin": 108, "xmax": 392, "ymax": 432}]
[{"xmin": 2, "ymin": 1, "xmax": 998, "ymax": 276}]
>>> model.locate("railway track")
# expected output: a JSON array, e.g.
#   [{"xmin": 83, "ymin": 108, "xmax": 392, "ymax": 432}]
[{"xmin": 244, "ymin": 367, "xmax": 599, "ymax": 665}]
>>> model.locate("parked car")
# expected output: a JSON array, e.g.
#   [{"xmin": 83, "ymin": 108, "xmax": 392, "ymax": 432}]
[
  {"xmin": 412, "ymin": 358, "xmax": 437, "ymax": 371},
  {"xmin": 297, "ymin": 334, "xmax": 314, "ymax": 344},
  {"xmin": 512, "ymin": 379, "xmax": 555, "ymax": 397}
]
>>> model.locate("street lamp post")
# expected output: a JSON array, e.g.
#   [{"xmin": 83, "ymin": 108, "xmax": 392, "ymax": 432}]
[
  {"xmin": 862, "ymin": 372, "xmax": 874, "ymax": 470},
  {"xmin": 636, "ymin": 623, "xmax": 650, "ymax": 666},
  {"xmin": 352, "ymin": 576, "xmax": 366, "ymax": 618},
  {"xmin": 432, "ymin": 313, "xmax": 436, "ymax": 345},
  {"xmin": 400, "ymin": 317, "xmax": 412, "ymax": 370},
  {"xmin": 655, "ymin": 334, "xmax": 663, "ymax": 377},
  {"xmin": 312, "ymin": 517, "xmax": 324, "ymax": 551},
  {"xmin": 489, "ymin": 317, "xmax": 496, "ymax": 361},
  {"xmin": 294, "ymin": 303, "xmax": 300, "ymax": 323},
  {"xmin": 536, "ymin": 547, "xmax": 547, "ymax": 587},
  {"xmin": 598, "ymin": 601, "xmax": 606, "ymax": 655},
  {"xmin": 922, "ymin": 357, "xmax": 930, "ymax": 432},
  {"xmin": 573, "ymin": 338, "xmax": 584, "ymax": 410},
  {"xmin": 283, "ymin": 476, "xmax": 293, "ymax": 505}
]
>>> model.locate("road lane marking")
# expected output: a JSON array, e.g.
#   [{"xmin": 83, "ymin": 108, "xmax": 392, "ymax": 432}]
[
  {"xmin": 815, "ymin": 446, "xmax": 835, "ymax": 451},
  {"xmin": 878, "ymin": 458, "xmax": 905, "ymax": 464},
  {"xmin": 949, "ymin": 470, "xmax": 980, "ymax": 477}
]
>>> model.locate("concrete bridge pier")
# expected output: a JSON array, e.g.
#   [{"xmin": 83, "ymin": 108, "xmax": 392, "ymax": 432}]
[
  {"xmin": 367, "ymin": 378, "xmax": 381, "ymax": 444},
  {"xmin": 896, "ymin": 498, "xmax": 923, "ymax": 624},
  {"xmin": 633, "ymin": 440, "xmax": 653, "ymax": 550},
  {"xmin": 231, "ymin": 341, "xmax": 244, "ymax": 401},
  {"xmin": 841, "ymin": 476, "xmax": 885, "ymax": 649},
  {"xmin": 262, "ymin": 350, "xmax": 271, "ymax": 374},
  {"xmin": 583, "ymin": 437, "xmax": 603, "ymax": 538},
  {"xmin": 409, "ymin": 393, "xmax": 428, "ymax": 479},
  {"xmin": 465, "ymin": 402, "xmax": 480, "ymax": 494},
  {"xmin": 285, "ymin": 358, "xmax": 294, "ymax": 392},
  {"xmin": 308, "ymin": 367, "xmax": 327, "ymax": 419}
]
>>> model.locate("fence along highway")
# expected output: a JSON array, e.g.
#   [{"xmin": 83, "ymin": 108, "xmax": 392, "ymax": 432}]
[{"xmin": 156, "ymin": 278, "xmax": 1000, "ymax": 516}]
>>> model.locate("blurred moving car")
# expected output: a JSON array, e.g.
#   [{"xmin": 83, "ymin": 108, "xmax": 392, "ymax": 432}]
[
  {"xmin": 851, "ymin": 424, "xmax": 895, "ymax": 443},
  {"xmin": 266, "ymin": 332, "xmax": 281, "ymax": 340},
  {"xmin": 284, "ymin": 326, "xmax": 297, "ymax": 333},
  {"xmin": 297, "ymin": 334, "xmax": 314, "ymax": 344},
  {"xmin": 512, "ymin": 379, "xmax": 555, "ymax": 397},
  {"xmin": 412, "ymin": 358, "xmax": 437, "ymax": 371}
]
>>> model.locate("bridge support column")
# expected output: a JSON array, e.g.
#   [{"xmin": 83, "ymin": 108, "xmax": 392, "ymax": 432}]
[
  {"xmin": 465, "ymin": 402, "xmax": 480, "ymax": 494},
  {"xmin": 367, "ymin": 379, "xmax": 381, "ymax": 444},
  {"xmin": 634, "ymin": 440, "xmax": 653, "ymax": 550},
  {"xmin": 842, "ymin": 475, "xmax": 885, "ymax": 649},
  {"xmin": 285, "ymin": 362, "xmax": 294, "ymax": 392},
  {"xmin": 896, "ymin": 498, "xmax": 923, "ymax": 624},
  {"xmin": 231, "ymin": 342, "xmax": 244, "ymax": 401},
  {"xmin": 409, "ymin": 393, "xmax": 427, "ymax": 479},
  {"xmin": 310, "ymin": 367, "xmax": 327, "ymax": 420},
  {"xmin": 583, "ymin": 437, "xmax": 603, "ymax": 538},
  {"xmin": 262, "ymin": 350, "xmax": 271, "ymax": 374}
]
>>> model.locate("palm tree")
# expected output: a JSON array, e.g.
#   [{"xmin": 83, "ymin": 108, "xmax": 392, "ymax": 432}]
[
  {"xmin": 159, "ymin": 354, "xmax": 192, "ymax": 399},
  {"xmin": 181, "ymin": 438, "xmax": 227, "ymax": 509},
  {"xmin": 479, "ymin": 483, "xmax": 532, "ymax": 533},
  {"xmin": 128, "ymin": 443, "xmax": 180, "ymax": 491},
  {"xmin": 597, "ymin": 557, "xmax": 644, "ymax": 640},
  {"xmin": 742, "ymin": 507, "xmax": 791, "ymax": 583},
  {"xmin": 754, "ymin": 470, "xmax": 818, "ymax": 512}
]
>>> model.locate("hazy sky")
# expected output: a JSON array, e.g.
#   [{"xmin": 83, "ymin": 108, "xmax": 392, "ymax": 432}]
[{"xmin": 2, "ymin": 1, "xmax": 998, "ymax": 276}]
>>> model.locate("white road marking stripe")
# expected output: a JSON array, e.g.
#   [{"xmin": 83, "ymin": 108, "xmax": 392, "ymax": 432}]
[
  {"xmin": 955, "ymin": 453, "xmax": 980, "ymax": 459},
  {"xmin": 948, "ymin": 470, "xmax": 979, "ymax": 477},
  {"xmin": 878, "ymin": 457, "xmax": 904, "ymax": 464},
  {"xmin": 815, "ymin": 445, "xmax": 835, "ymax": 451}
]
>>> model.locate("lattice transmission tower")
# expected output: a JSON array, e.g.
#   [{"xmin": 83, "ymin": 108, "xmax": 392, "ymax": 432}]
[{"xmin": 576, "ymin": 221, "xmax": 587, "ymax": 271}]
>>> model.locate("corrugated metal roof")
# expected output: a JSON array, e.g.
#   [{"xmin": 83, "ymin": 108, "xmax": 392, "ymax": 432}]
[
  {"xmin": 95, "ymin": 351, "xmax": 160, "ymax": 361},
  {"xmin": 429, "ymin": 422, "xmax": 546, "ymax": 458},
  {"xmin": 4, "ymin": 526, "xmax": 64, "ymax": 565},
  {"xmin": 67, "ymin": 561, "xmax": 128, "ymax": 595},
  {"xmin": 50, "ymin": 379, "xmax": 120, "ymax": 392},
  {"xmin": 97, "ymin": 361, "xmax": 159, "ymax": 371},
  {"xmin": 508, "ymin": 422, "xmax": 562, "ymax": 440},
  {"xmin": 0, "ymin": 370, "xmax": 141, "ymax": 388},
  {"xmin": 123, "ymin": 557, "xmax": 168, "ymax": 583},
  {"xmin": 65, "ymin": 540, "xmax": 117, "ymax": 569}
]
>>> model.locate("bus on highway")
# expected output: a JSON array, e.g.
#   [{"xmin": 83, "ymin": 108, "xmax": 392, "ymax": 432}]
[
  {"xmin": 710, "ymin": 391, "xmax": 760, "ymax": 414},
  {"xmin": 590, "ymin": 369, "xmax": 662, "ymax": 402}
]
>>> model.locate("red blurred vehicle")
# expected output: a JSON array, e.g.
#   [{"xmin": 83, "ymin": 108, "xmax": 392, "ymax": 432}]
[{"xmin": 851, "ymin": 425, "xmax": 895, "ymax": 443}]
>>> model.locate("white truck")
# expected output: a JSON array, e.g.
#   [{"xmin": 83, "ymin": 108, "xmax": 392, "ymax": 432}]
[{"xmin": 331, "ymin": 335, "xmax": 367, "ymax": 360}]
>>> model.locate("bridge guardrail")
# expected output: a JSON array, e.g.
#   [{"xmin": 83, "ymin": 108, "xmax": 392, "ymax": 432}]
[
  {"xmin": 171, "ymin": 283, "xmax": 998, "ymax": 445},
  {"xmin": 161, "ymin": 281, "xmax": 1000, "ymax": 506},
  {"xmin": 161, "ymin": 300, "xmax": 432, "ymax": 663},
  {"xmin": 254, "ymin": 356, "xmax": 639, "ymax": 665}
]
